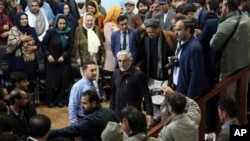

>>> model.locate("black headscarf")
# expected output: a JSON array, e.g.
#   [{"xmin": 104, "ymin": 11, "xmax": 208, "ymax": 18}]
[{"xmin": 14, "ymin": 12, "xmax": 34, "ymax": 35}]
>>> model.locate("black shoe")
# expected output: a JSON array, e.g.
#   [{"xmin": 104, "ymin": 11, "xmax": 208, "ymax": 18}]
[
  {"xmin": 150, "ymin": 118, "xmax": 161, "ymax": 127},
  {"xmin": 58, "ymin": 102, "xmax": 63, "ymax": 108},
  {"xmin": 48, "ymin": 103, "xmax": 54, "ymax": 108}
]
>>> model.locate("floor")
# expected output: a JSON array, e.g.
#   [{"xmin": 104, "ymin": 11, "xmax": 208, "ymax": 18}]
[{"xmin": 36, "ymin": 102, "xmax": 110, "ymax": 129}]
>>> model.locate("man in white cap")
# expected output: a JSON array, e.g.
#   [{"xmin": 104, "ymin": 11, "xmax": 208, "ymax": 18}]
[{"xmin": 124, "ymin": 0, "xmax": 135, "ymax": 24}]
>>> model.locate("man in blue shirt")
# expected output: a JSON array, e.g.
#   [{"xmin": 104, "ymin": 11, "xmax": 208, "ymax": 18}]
[{"xmin": 68, "ymin": 60, "xmax": 97, "ymax": 125}]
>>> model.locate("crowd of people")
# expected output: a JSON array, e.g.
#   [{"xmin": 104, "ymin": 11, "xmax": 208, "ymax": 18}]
[{"xmin": 0, "ymin": 0, "xmax": 249, "ymax": 140}]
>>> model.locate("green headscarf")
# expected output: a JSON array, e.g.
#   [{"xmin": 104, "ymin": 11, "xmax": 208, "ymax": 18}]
[{"xmin": 53, "ymin": 14, "xmax": 71, "ymax": 48}]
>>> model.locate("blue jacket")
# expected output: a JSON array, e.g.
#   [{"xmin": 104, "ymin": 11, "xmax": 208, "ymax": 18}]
[
  {"xmin": 111, "ymin": 28, "xmax": 140, "ymax": 64},
  {"xmin": 177, "ymin": 37, "xmax": 208, "ymax": 98}
]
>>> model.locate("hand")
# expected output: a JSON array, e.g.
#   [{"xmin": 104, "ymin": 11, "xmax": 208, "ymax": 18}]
[
  {"xmin": 23, "ymin": 46, "xmax": 37, "ymax": 54},
  {"xmin": 0, "ymin": 32, "xmax": 9, "ymax": 38},
  {"xmin": 3, "ymin": 22, "xmax": 9, "ymax": 30},
  {"xmin": 146, "ymin": 115, "xmax": 153, "ymax": 127},
  {"xmin": 22, "ymin": 33, "xmax": 33, "ymax": 42},
  {"xmin": 100, "ymin": 56, "xmax": 104, "ymax": 64},
  {"xmin": 77, "ymin": 58, "xmax": 81, "ymax": 65},
  {"xmin": 150, "ymin": 3, "xmax": 158, "ymax": 11},
  {"xmin": 161, "ymin": 84, "xmax": 174, "ymax": 97},
  {"xmin": 48, "ymin": 55, "xmax": 55, "ymax": 63},
  {"xmin": 58, "ymin": 56, "xmax": 64, "ymax": 63},
  {"xmin": 194, "ymin": 29, "xmax": 201, "ymax": 36},
  {"xmin": 140, "ymin": 24, "xmax": 146, "ymax": 30}
]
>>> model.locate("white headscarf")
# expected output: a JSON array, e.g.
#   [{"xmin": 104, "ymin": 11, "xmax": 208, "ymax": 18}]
[{"xmin": 82, "ymin": 12, "xmax": 101, "ymax": 56}]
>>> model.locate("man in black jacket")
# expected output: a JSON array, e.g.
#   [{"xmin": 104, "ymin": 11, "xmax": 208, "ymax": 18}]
[{"xmin": 110, "ymin": 50, "xmax": 153, "ymax": 125}]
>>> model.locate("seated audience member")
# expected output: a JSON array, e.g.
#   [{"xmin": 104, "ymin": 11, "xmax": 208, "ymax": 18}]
[
  {"xmin": 126, "ymin": 110, "xmax": 159, "ymax": 141},
  {"xmin": 216, "ymin": 98, "xmax": 240, "ymax": 141},
  {"xmin": 0, "ymin": 113, "xmax": 14, "ymax": 134},
  {"xmin": 101, "ymin": 121, "xmax": 124, "ymax": 141},
  {"xmin": 26, "ymin": 114, "xmax": 51, "ymax": 141},
  {"xmin": 8, "ymin": 89, "xmax": 29, "ymax": 139},
  {"xmin": 120, "ymin": 106, "xmax": 139, "ymax": 139},
  {"xmin": 0, "ymin": 133, "xmax": 20, "ymax": 141},
  {"xmin": 10, "ymin": 71, "xmax": 37, "ymax": 120},
  {"xmin": 158, "ymin": 85, "xmax": 201, "ymax": 141},
  {"xmin": 48, "ymin": 90, "xmax": 118, "ymax": 141}
]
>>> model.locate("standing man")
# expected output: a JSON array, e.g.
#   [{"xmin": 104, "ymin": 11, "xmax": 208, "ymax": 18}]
[
  {"xmin": 124, "ymin": 0, "xmax": 135, "ymax": 24},
  {"xmin": 25, "ymin": 0, "xmax": 49, "ymax": 41},
  {"xmin": 130, "ymin": 0, "xmax": 149, "ymax": 29},
  {"xmin": 68, "ymin": 60, "xmax": 97, "ymax": 125},
  {"xmin": 136, "ymin": 18, "xmax": 176, "ymax": 125},
  {"xmin": 49, "ymin": 90, "xmax": 118, "ymax": 141},
  {"xmin": 158, "ymin": 86, "xmax": 201, "ymax": 141},
  {"xmin": 173, "ymin": 19, "xmax": 208, "ymax": 99},
  {"xmin": 110, "ymin": 50, "xmax": 153, "ymax": 124},
  {"xmin": 210, "ymin": 0, "xmax": 250, "ymax": 99},
  {"xmin": 146, "ymin": 0, "xmax": 176, "ymax": 30},
  {"xmin": 111, "ymin": 15, "xmax": 140, "ymax": 66}
]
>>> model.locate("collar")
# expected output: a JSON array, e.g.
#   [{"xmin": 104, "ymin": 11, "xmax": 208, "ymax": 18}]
[
  {"xmin": 9, "ymin": 105, "xmax": 19, "ymax": 116},
  {"xmin": 120, "ymin": 30, "xmax": 128, "ymax": 34},
  {"xmin": 27, "ymin": 136, "xmax": 38, "ymax": 141},
  {"xmin": 221, "ymin": 119, "xmax": 238, "ymax": 129}
]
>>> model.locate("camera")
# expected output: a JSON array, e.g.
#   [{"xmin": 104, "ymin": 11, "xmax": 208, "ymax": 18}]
[{"xmin": 165, "ymin": 56, "xmax": 179, "ymax": 70}]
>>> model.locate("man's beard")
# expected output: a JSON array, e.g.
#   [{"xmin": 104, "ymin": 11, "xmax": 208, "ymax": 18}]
[{"xmin": 139, "ymin": 9, "xmax": 148, "ymax": 15}]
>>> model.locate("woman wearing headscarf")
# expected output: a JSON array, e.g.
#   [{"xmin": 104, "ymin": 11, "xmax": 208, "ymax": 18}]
[
  {"xmin": 79, "ymin": 0, "xmax": 104, "ymax": 40},
  {"xmin": 7, "ymin": 12, "xmax": 40, "ymax": 90},
  {"xmin": 102, "ymin": 6, "xmax": 123, "ymax": 75},
  {"xmin": 56, "ymin": 2, "xmax": 77, "ymax": 36},
  {"xmin": 74, "ymin": 12, "xmax": 104, "ymax": 78},
  {"xmin": 42, "ymin": 14, "xmax": 73, "ymax": 108}
]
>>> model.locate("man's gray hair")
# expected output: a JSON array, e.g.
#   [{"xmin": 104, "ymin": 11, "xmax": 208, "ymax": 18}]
[{"xmin": 117, "ymin": 50, "xmax": 133, "ymax": 61}]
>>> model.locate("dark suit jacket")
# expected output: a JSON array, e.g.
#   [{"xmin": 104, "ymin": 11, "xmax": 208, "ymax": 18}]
[
  {"xmin": 177, "ymin": 36, "xmax": 208, "ymax": 98},
  {"xmin": 111, "ymin": 28, "xmax": 140, "ymax": 64},
  {"xmin": 198, "ymin": 16, "xmax": 220, "ymax": 87}
]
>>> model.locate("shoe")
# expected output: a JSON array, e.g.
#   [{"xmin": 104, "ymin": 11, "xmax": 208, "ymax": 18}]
[
  {"xmin": 48, "ymin": 103, "xmax": 54, "ymax": 108},
  {"xmin": 58, "ymin": 102, "xmax": 63, "ymax": 108},
  {"xmin": 150, "ymin": 118, "xmax": 161, "ymax": 127}
]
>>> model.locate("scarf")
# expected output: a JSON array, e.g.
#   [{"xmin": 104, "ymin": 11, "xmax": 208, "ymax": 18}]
[
  {"xmin": 8, "ymin": 12, "xmax": 36, "ymax": 62},
  {"xmin": 157, "ymin": 30, "xmax": 163, "ymax": 79},
  {"xmin": 35, "ymin": 9, "xmax": 46, "ymax": 36},
  {"xmin": 103, "ymin": 6, "xmax": 122, "ymax": 28},
  {"xmin": 53, "ymin": 14, "xmax": 71, "ymax": 48},
  {"xmin": 82, "ymin": 12, "xmax": 101, "ymax": 56}
]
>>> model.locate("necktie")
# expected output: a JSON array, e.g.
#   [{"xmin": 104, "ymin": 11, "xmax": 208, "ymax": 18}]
[
  {"xmin": 122, "ymin": 32, "xmax": 127, "ymax": 50},
  {"xmin": 90, "ymin": 82, "xmax": 95, "ymax": 91}
]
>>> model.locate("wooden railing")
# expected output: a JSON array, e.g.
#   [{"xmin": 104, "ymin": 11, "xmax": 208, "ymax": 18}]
[{"xmin": 147, "ymin": 65, "xmax": 250, "ymax": 141}]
